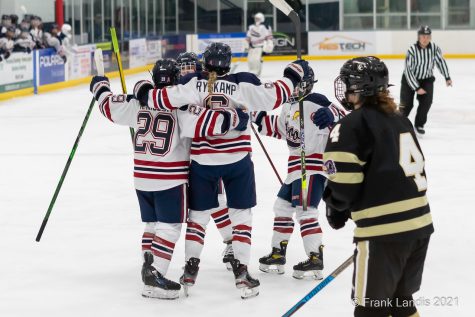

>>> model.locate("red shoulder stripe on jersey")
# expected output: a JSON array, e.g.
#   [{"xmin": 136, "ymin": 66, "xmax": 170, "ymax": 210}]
[
  {"xmin": 194, "ymin": 109, "xmax": 208, "ymax": 138},
  {"xmin": 134, "ymin": 172, "xmax": 188, "ymax": 180},
  {"xmin": 162, "ymin": 87, "xmax": 174, "ymax": 110},
  {"xmin": 276, "ymin": 80, "xmax": 291, "ymax": 97},
  {"xmin": 207, "ymin": 112, "xmax": 220, "ymax": 137},
  {"xmin": 152, "ymin": 89, "xmax": 159, "ymax": 109},
  {"xmin": 103, "ymin": 99, "xmax": 113, "ymax": 122},
  {"xmin": 273, "ymin": 81, "xmax": 282, "ymax": 109},
  {"xmin": 134, "ymin": 159, "xmax": 189, "ymax": 167}
]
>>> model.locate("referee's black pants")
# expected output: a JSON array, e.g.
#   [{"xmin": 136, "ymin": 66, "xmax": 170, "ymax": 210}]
[{"xmin": 400, "ymin": 75, "xmax": 434, "ymax": 128}]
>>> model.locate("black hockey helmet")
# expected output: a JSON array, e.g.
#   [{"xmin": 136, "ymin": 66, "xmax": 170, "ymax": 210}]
[
  {"xmin": 202, "ymin": 42, "xmax": 232, "ymax": 75},
  {"xmin": 334, "ymin": 56, "xmax": 389, "ymax": 111},
  {"xmin": 418, "ymin": 25, "xmax": 432, "ymax": 35},
  {"xmin": 289, "ymin": 65, "xmax": 317, "ymax": 103},
  {"xmin": 176, "ymin": 51, "xmax": 202, "ymax": 75},
  {"xmin": 151, "ymin": 58, "xmax": 180, "ymax": 88}
]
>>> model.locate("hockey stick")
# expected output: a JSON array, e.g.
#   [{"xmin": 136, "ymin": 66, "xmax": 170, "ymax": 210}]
[
  {"xmin": 269, "ymin": 0, "xmax": 308, "ymax": 210},
  {"xmin": 110, "ymin": 27, "xmax": 135, "ymax": 142},
  {"xmin": 282, "ymin": 254, "xmax": 354, "ymax": 317},
  {"xmin": 36, "ymin": 49, "xmax": 105, "ymax": 242},
  {"xmin": 250, "ymin": 124, "xmax": 283, "ymax": 185}
]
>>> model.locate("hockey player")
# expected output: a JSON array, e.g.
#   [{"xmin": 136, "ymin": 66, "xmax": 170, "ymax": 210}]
[
  {"xmin": 0, "ymin": 27, "xmax": 14, "ymax": 62},
  {"xmin": 134, "ymin": 42, "xmax": 309, "ymax": 298},
  {"xmin": 253, "ymin": 66, "xmax": 345, "ymax": 279},
  {"xmin": 177, "ymin": 51, "xmax": 235, "ymax": 269},
  {"xmin": 245, "ymin": 12, "xmax": 273, "ymax": 76},
  {"xmin": 90, "ymin": 59, "xmax": 249, "ymax": 300},
  {"xmin": 324, "ymin": 56, "xmax": 433, "ymax": 317},
  {"xmin": 44, "ymin": 24, "xmax": 67, "ymax": 62}
]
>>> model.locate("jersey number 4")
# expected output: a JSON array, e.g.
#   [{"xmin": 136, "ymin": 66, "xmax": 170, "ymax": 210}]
[
  {"xmin": 399, "ymin": 133, "xmax": 427, "ymax": 191},
  {"xmin": 135, "ymin": 111, "xmax": 174, "ymax": 156}
]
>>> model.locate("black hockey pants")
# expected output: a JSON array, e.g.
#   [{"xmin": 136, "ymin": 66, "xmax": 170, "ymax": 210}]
[{"xmin": 400, "ymin": 75, "xmax": 434, "ymax": 128}]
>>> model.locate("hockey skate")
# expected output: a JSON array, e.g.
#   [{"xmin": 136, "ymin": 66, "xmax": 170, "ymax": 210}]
[
  {"xmin": 222, "ymin": 241, "xmax": 234, "ymax": 271},
  {"xmin": 179, "ymin": 257, "xmax": 200, "ymax": 297},
  {"xmin": 230, "ymin": 259, "xmax": 260, "ymax": 299},
  {"xmin": 292, "ymin": 245, "xmax": 324, "ymax": 280},
  {"xmin": 258, "ymin": 240, "xmax": 288, "ymax": 274},
  {"xmin": 141, "ymin": 252, "xmax": 181, "ymax": 299}
]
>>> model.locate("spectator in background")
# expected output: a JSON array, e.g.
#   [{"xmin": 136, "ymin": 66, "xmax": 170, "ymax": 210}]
[
  {"xmin": 30, "ymin": 15, "xmax": 44, "ymax": 49},
  {"xmin": 1, "ymin": 14, "xmax": 12, "ymax": 37},
  {"xmin": 0, "ymin": 26, "xmax": 15, "ymax": 61},
  {"xmin": 14, "ymin": 20, "xmax": 35, "ymax": 53},
  {"xmin": 44, "ymin": 23, "xmax": 67, "ymax": 62},
  {"xmin": 10, "ymin": 14, "xmax": 21, "ymax": 38}
]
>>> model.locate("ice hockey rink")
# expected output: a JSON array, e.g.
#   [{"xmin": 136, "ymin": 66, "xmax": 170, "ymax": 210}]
[{"xmin": 0, "ymin": 59, "xmax": 473, "ymax": 316}]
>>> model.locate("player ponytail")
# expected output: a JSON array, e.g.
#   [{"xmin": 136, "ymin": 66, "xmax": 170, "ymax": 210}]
[
  {"xmin": 207, "ymin": 71, "xmax": 217, "ymax": 108},
  {"xmin": 362, "ymin": 90, "xmax": 399, "ymax": 115}
]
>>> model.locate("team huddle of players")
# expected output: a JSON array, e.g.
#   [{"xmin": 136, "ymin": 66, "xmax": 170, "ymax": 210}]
[
  {"xmin": 90, "ymin": 42, "xmax": 341, "ymax": 300},
  {"xmin": 90, "ymin": 35, "xmax": 433, "ymax": 317}
]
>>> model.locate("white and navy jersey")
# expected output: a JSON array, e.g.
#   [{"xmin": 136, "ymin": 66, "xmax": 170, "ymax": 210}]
[
  {"xmin": 246, "ymin": 24, "xmax": 272, "ymax": 48},
  {"xmin": 93, "ymin": 86, "xmax": 236, "ymax": 191},
  {"xmin": 404, "ymin": 42, "xmax": 451, "ymax": 90},
  {"xmin": 258, "ymin": 93, "xmax": 346, "ymax": 184},
  {"xmin": 30, "ymin": 28, "xmax": 43, "ymax": 44},
  {"xmin": 146, "ymin": 72, "xmax": 294, "ymax": 165}
]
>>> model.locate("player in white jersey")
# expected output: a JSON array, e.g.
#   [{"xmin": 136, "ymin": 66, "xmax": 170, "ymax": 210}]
[
  {"xmin": 177, "ymin": 52, "xmax": 235, "ymax": 269},
  {"xmin": 90, "ymin": 59, "xmax": 248, "ymax": 300},
  {"xmin": 252, "ymin": 66, "xmax": 346, "ymax": 279},
  {"xmin": 134, "ymin": 42, "xmax": 310, "ymax": 298},
  {"xmin": 245, "ymin": 12, "xmax": 274, "ymax": 76}
]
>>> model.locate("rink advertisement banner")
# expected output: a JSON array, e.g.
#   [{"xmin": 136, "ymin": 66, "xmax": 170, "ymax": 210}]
[
  {"xmin": 161, "ymin": 35, "xmax": 186, "ymax": 59},
  {"xmin": 269, "ymin": 32, "xmax": 308, "ymax": 56},
  {"xmin": 146, "ymin": 40, "xmax": 161, "ymax": 64},
  {"xmin": 197, "ymin": 33, "xmax": 247, "ymax": 57},
  {"xmin": 308, "ymin": 32, "xmax": 376, "ymax": 56},
  {"xmin": 68, "ymin": 45, "xmax": 94, "ymax": 80},
  {"xmin": 129, "ymin": 38, "xmax": 147, "ymax": 68},
  {"xmin": 0, "ymin": 52, "xmax": 34, "ymax": 93},
  {"xmin": 36, "ymin": 48, "xmax": 65, "ymax": 86}
]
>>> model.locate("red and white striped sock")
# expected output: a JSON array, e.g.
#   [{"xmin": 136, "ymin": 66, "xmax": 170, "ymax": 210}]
[
  {"xmin": 185, "ymin": 221, "xmax": 206, "ymax": 261},
  {"xmin": 271, "ymin": 217, "xmax": 294, "ymax": 249},
  {"xmin": 232, "ymin": 224, "xmax": 252, "ymax": 265},
  {"xmin": 299, "ymin": 218, "xmax": 323, "ymax": 256},
  {"xmin": 211, "ymin": 208, "xmax": 232, "ymax": 242},
  {"xmin": 150, "ymin": 223, "xmax": 181, "ymax": 275},
  {"xmin": 142, "ymin": 222, "xmax": 155, "ymax": 255}
]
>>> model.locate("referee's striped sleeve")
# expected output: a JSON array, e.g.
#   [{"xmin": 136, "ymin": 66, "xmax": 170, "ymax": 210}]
[
  {"xmin": 434, "ymin": 45, "xmax": 451, "ymax": 80},
  {"xmin": 404, "ymin": 48, "xmax": 420, "ymax": 91}
]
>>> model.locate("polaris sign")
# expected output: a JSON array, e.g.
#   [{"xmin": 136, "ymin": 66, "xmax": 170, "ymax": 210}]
[{"xmin": 36, "ymin": 48, "xmax": 65, "ymax": 86}]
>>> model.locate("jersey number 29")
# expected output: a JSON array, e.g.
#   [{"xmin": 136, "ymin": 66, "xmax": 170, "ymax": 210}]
[
  {"xmin": 135, "ymin": 111, "xmax": 174, "ymax": 156},
  {"xmin": 399, "ymin": 133, "xmax": 427, "ymax": 191}
]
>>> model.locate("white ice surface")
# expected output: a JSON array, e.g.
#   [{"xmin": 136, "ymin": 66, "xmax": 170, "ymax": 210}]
[{"xmin": 0, "ymin": 60, "xmax": 474, "ymax": 317}]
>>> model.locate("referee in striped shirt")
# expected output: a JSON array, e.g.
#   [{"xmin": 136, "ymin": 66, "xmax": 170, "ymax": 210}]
[{"xmin": 400, "ymin": 25, "xmax": 452, "ymax": 135}]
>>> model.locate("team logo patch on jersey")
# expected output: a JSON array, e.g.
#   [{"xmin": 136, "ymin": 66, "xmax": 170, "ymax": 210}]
[
  {"xmin": 323, "ymin": 160, "xmax": 337, "ymax": 175},
  {"xmin": 292, "ymin": 111, "xmax": 300, "ymax": 121}
]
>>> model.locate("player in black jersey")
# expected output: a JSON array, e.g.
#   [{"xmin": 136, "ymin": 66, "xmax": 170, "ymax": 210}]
[{"xmin": 323, "ymin": 56, "xmax": 434, "ymax": 317}]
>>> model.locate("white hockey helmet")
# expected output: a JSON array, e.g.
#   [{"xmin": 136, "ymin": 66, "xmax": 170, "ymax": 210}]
[
  {"xmin": 254, "ymin": 12, "xmax": 265, "ymax": 25},
  {"xmin": 61, "ymin": 23, "xmax": 72, "ymax": 36}
]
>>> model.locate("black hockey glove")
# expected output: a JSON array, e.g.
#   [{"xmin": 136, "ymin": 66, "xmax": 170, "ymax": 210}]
[
  {"xmin": 133, "ymin": 80, "xmax": 154, "ymax": 106},
  {"xmin": 90, "ymin": 75, "xmax": 110, "ymax": 100},
  {"xmin": 284, "ymin": 59, "xmax": 309, "ymax": 88},
  {"xmin": 313, "ymin": 107, "xmax": 334, "ymax": 130},
  {"xmin": 250, "ymin": 111, "xmax": 267, "ymax": 132},
  {"xmin": 326, "ymin": 206, "xmax": 350, "ymax": 230}
]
